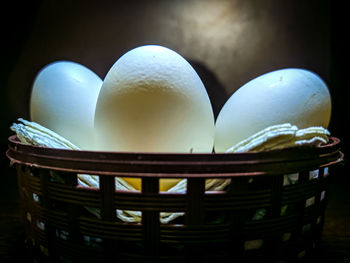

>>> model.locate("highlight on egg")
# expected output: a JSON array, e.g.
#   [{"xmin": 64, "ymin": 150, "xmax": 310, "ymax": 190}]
[
  {"xmin": 30, "ymin": 61, "xmax": 103, "ymax": 150},
  {"xmin": 94, "ymin": 45, "xmax": 215, "ymax": 154},
  {"xmin": 214, "ymin": 68, "xmax": 332, "ymax": 153}
]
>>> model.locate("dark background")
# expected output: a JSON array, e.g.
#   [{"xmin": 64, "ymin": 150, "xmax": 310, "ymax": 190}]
[
  {"xmin": 1, "ymin": 0, "xmax": 348, "ymax": 152},
  {"xmin": 1, "ymin": 0, "xmax": 349, "ymax": 261}
]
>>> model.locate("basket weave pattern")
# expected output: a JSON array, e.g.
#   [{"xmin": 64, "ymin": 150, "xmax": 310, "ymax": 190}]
[{"xmin": 6, "ymin": 135, "xmax": 342, "ymax": 262}]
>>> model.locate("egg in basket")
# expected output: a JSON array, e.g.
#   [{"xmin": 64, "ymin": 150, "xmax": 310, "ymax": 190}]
[{"xmin": 8, "ymin": 45, "xmax": 340, "ymax": 262}]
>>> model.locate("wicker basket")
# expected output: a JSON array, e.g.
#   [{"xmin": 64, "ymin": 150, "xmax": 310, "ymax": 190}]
[{"xmin": 6, "ymin": 135, "xmax": 343, "ymax": 262}]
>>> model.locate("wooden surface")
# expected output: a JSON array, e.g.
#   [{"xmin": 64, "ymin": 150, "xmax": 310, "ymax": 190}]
[{"xmin": 1, "ymin": 145, "xmax": 349, "ymax": 262}]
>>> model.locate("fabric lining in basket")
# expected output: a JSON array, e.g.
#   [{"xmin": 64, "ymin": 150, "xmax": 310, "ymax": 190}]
[{"xmin": 10, "ymin": 119, "xmax": 330, "ymax": 223}]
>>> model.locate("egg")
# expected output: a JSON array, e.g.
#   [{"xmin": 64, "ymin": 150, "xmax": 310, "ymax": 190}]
[
  {"xmin": 30, "ymin": 61, "xmax": 103, "ymax": 150},
  {"xmin": 94, "ymin": 45, "xmax": 215, "ymax": 153},
  {"xmin": 94, "ymin": 45, "xmax": 215, "ymax": 191},
  {"xmin": 214, "ymin": 68, "xmax": 331, "ymax": 153}
]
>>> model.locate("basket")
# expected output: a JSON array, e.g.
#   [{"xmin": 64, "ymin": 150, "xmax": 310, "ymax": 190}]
[{"xmin": 6, "ymin": 135, "xmax": 343, "ymax": 262}]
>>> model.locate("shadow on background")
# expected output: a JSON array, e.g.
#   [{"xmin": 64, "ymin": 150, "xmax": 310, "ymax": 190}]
[{"xmin": 188, "ymin": 60, "xmax": 229, "ymax": 119}]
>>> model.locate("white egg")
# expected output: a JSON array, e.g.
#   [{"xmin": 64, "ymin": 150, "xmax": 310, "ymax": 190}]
[
  {"xmin": 214, "ymin": 68, "xmax": 331, "ymax": 153},
  {"xmin": 94, "ymin": 45, "xmax": 215, "ymax": 153},
  {"xmin": 30, "ymin": 61, "xmax": 103, "ymax": 150}
]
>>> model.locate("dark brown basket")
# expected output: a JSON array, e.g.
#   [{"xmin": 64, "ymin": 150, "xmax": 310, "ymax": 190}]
[{"xmin": 6, "ymin": 135, "xmax": 343, "ymax": 262}]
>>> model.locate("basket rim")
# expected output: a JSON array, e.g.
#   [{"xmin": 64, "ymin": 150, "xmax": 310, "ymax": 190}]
[{"xmin": 6, "ymin": 135, "xmax": 343, "ymax": 177}]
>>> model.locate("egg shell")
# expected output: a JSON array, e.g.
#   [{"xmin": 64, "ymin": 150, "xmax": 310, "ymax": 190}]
[
  {"xmin": 94, "ymin": 45, "xmax": 215, "ymax": 153},
  {"xmin": 30, "ymin": 61, "xmax": 103, "ymax": 150},
  {"xmin": 214, "ymin": 68, "xmax": 331, "ymax": 153}
]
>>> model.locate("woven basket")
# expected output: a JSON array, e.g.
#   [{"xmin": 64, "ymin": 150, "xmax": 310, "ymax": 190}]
[{"xmin": 6, "ymin": 135, "xmax": 343, "ymax": 262}]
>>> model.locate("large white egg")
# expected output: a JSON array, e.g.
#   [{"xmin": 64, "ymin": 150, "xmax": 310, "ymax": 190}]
[
  {"xmin": 30, "ymin": 61, "xmax": 103, "ymax": 150},
  {"xmin": 214, "ymin": 68, "xmax": 331, "ymax": 153},
  {"xmin": 94, "ymin": 45, "xmax": 215, "ymax": 153}
]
